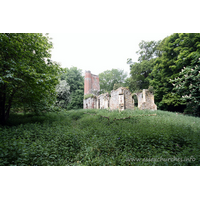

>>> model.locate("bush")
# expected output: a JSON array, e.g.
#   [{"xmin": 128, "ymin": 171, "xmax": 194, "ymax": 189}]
[
  {"xmin": 84, "ymin": 94, "xmax": 97, "ymax": 100},
  {"xmin": 1, "ymin": 109, "xmax": 200, "ymax": 166}
]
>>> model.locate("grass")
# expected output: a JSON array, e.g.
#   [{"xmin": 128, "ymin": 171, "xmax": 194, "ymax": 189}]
[{"xmin": 0, "ymin": 109, "xmax": 200, "ymax": 166}]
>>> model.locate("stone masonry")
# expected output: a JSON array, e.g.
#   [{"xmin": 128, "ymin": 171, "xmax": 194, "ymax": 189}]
[
  {"xmin": 83, "ymin": 97, "xmax": 97, "ymax": 109},
  {"xmin": 110, "ymin": 87, "xmax": 134, "ymax": 110},
  {"xmin": 97, "ymin": 93, "xmax": 110, "ymax": 109},
  {"xmin": 134, "ymin": 89, "xmax": 157, "ymax": 110},
  {"xmin": 83, "ymin": 71, "xmax": 157, "ymax": 111}
]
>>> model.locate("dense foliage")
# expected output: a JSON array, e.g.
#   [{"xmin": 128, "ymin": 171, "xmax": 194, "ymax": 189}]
[
  {"xmin": 99, "ymin": 69, "xmax": 128, "ymax": 93},
  {"xmin": 60, "ymin": 67, "xmax": 84, "ymax": 109},
  {"xmin": 84, "ymin": 94, "xmax": 96, "ymax": 100},
  {"xmin": 136, "ymin": 40, "xmax": 162, "ymax": 62},
  {"xmin": 150, "ymin": 33, "xmax": 200, "ymax": 113},
  {"xmin": 55, "ymin": 80, "xmax": 70, "ymax": 109},
  {"xmin": 128, "ymin": 59, "xmax": 155, "ymax": 92},
  {"xmin": 170, "ymin": 61, "xmax": 200, "ymax": 116},
  {"xmin": 128, "ymin": 33, "xmax": 200, "ymax": 115},
  {"xmin": 128, "ymin": 40, "xmax": 161, "ymax": 92},
  {"xmin": 0, "ymin": 33, "xmax": 61, "ymax": 124},
  {"xmin": 1, "ymin": 109, "xmax": 200, "ymax": 166}
]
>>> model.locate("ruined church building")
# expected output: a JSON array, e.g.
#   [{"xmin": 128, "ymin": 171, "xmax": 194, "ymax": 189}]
[{"xmin": 83, "ymin": 71, "xmax": 157, "ymax": 111}]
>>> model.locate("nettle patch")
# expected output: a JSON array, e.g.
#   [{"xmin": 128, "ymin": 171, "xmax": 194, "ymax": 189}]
[{"xmin": 0, "ymin": 109, "xmax": 200, "ymax": 166}]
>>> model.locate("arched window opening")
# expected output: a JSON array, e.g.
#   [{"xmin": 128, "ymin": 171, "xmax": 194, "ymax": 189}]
[{"xmin": 132, "ymin": 94, "xmax": 138, "ymax": 107}]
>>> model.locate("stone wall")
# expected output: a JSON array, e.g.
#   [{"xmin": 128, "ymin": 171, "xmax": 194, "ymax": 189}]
[
  {"xmin": 97, "ymin": 93, "xmax": 109, "ymax": 109},
  {"xmin": 83, "ymin": 70, "xmax": 157, "ymax": 111},
  {"xmin": 83, "ymin": 89, "xmax": 157, "ymax": 111},
  {"xmin": 83, "ymin": 97, "xmax": 97, "ymax": 109},
  {"xmin": 124, "ymin": 88, "xmax": 134, "ymax": 110},
  {"xmin": 136, "ymin": 89, "xmax": 157, "ymax": 110},
  {"xmin": 110, "ymin": 87, "xmax": 134, "ymax": 110},
  {"xmin": 110, "ymin": 89, "xmax": 119, "ymax": 110}
]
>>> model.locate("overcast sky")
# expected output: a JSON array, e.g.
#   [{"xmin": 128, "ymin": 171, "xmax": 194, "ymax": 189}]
[
  {"xmin": 3, "ymin": 1, "xmax": 196, "ymax": 77},
  {"xmin": 2, "ymin": 0, "xmax": 199, "ymax": 196},
  {"xmin": 49, "ymin": 32, "xmax": 172, "ymax": 76}
]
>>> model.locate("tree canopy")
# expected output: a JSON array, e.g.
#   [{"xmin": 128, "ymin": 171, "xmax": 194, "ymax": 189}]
[
  {"xmin": 60, "ymin": 66, "xmax": 84, "ymax": 109},
  {"xmin": 170, "ymin": 61, "xmax": 200, "ymax": 116},
  {"xmin": 55, "ymin": 80, "xmax": 70, "ymax": 109},
  {"xmin": 129, "ymin": 59, "xmax": 155, "ymax": 92},
  {"xmin": 136, "ymin": 40, "xmax": 162, "ymax": 62},
  {"xmin": 128, "ymin": 34, "xmax": 200, "ymax": 115},
  {"xmin": 150, "ymin": 33, "xmax": 200, "ymax": 112},
  {"xmin": 0, "ymin": 33, "xmax": 61, "ymax": 124},
  {"xmin": 98, "ymin": 69, "xmax": 128, "ymax": 93},
  {"xmin": 128, "ymin": 40, "xmax": 161, "ymax": 92}
]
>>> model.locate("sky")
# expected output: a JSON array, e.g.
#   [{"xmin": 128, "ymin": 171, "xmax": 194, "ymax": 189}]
[
  {"xmin": 1, "ymin": 0, "xmax": 199, "ymax": 197},
  {"xmin": 49, "ymin": 32, "xmax": 172, "ymax": 76}
]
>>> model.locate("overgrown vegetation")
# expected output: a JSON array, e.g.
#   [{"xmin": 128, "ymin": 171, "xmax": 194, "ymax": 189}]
[
  {"xmin": 84, "ymin": 94, "xmax": 96, "ymax": 100},
  {"xmin": 99, "ymin": 69, "xmax": 128, "ymax": 94},
  {"xmin": 1, "ymin": 33, "xmax": 200, "ymax": 166},
  {"xmin": 0, "ymin": 33, "xmax": 61, "ymax": 124},
  {"xmin": 127, "ymin": 33, "xmax": 200, "ymax": 116},
  {"xmin": 1, "ymin": 109, "xmax": 199, "ymax": 166},
  {"xmin": 55, "ymin": 80, "xmax": 70, "ymax": 109},
  {"xmin": 59, "ymin": 67, "xmax": 84, "ymax": 109}
]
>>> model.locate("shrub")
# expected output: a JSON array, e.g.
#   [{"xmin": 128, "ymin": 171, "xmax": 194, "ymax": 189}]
[
  {"xmin": 84, "ymin": 94, "xmax": 97, "ymax": 100},
  {"xmin": 1, "ymin": 109, "xmax": 200, "ymax": 166}
]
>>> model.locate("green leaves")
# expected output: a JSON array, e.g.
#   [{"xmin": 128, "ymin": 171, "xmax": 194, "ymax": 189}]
[
  {"xmin": 59, "ymin": 67, "xmax": 84, "ymax": 109},
  {"xmin": 0, "ymin": 33, "xmax": 61, "ymax": 123},
  {"xmin": 149, "ymin": 33, "xmax": 200, "ymax": 112},
  {"xmin": 128, "ymin": 40, "xmax": 162, "ymax": 93},
  {"xmin": 55, "ymin": 80, "xmax": 70, "ymax": 109},
  {"xmin": 129, "ymin": 59, "xmax": 155, "ymax": 92},
  {"xmin": 1, "ymin": 109, "xmax": 200, "ymax": 166},
  {"xmin": 136, "ymin": 40, "xmax": 162, "ymax": 62},
  {"xmin": 170, "ymin": 57, "xmax": 200, "ymax": 116},
  {"xmin": 99, "ymin": 69, "xmax": 128, "ymax": 93}
]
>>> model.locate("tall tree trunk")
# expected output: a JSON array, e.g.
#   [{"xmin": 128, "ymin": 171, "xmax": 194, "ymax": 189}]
[
  {"xmin": 5, "ymin": 90, "xmax": 15, "ymax": 122},
  {"xmin": 0, "ymin": 84, "xmax": 15, "ymax": 125},
  {"xmin": 0, "ymin": 84, "xmax": 6, "ymax": 125}
]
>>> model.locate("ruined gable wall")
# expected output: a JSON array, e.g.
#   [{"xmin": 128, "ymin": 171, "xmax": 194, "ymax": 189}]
[
  {"xmin": 83, "ymin": 97, "xmax": 97, "ymax": 109},
  {"xmin": 110, "ymin": 87, "xmax": 134, "ymax": 110},
  {"xmin": 84, "ymin": 70, "xmax": 156, "ymax": 111},
  {"xmin": 110, "ymin": 89, "xmax": 120, "ymax": 110},
  {"xmin": 98, "ymin": 93, "xmax": 109, "ymax": 109},
  {"xmin": 124, "ymin": 89, "xmax": 134, "ymax": 109},
  {"xmin": 137, "ymin": 93, "xmax": 143, "ymax": 108},
  {"xmin": 138, "ymin": 89, "xmax": 157, "ymax": 110}
]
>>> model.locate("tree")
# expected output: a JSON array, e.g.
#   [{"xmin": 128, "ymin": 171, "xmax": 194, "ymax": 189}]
[
  {"xmin": 67, "ymin": 88, "xmax": 84, "ymax": 109},
  {"xmin": 150, "ymin": 33, "xmax": 200, "ymax": 111},
  {"xmin": 0, "ymin": 33, "xmax": 61, "ymax": 124},
  {"xmin": 170, "ymin": 55, "xmax": 200, "ymax": 116},
  {"xmin": 136, "ymin": 40, "xmax": 162, "ymax": 62},
  {"xmin": 129, "ymin": 59, "xmax": 155, "ymax": 92},
  {"xmin": 60, "ymin": 67, "xmax": 83, "ymax": 93},
  {"xmin": 99, "ymin": 69, "xmax": 128, "ymax": 93},
  {"xmin": 128, "ymin": 40, "xmax": 161, "ymax": 92},
  {"xmin": 113, "ymin": 82, "xmax": 123, "ymax": 90},
  {"xmin": 55, "ymin": 80, "xmax": 70, "ymax": 109},
  {"xmin": 60, "ymin": 66, "xmax": 84, "ymax": 109}
]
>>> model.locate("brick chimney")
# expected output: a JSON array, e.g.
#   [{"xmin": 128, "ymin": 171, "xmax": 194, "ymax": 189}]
[
  {"xmin": 84, "ymin": 71, "xmax": 92, "ymax": 95},
  {"xmin": 84, "ymin": 71, "xmax": 100, "ymax": 95}
]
